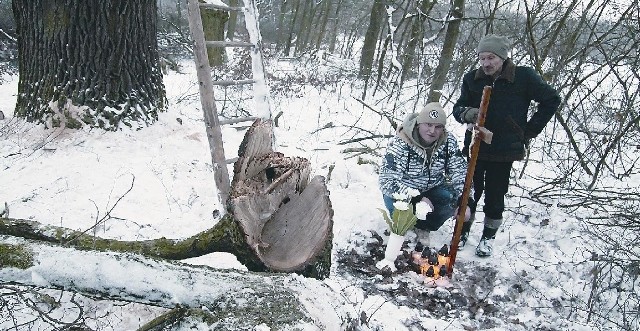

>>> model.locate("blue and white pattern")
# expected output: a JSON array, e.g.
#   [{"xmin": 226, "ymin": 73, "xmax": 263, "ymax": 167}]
[{"xmin": 379, "ymin": 132, "xmax": 468, "ymax": 198}]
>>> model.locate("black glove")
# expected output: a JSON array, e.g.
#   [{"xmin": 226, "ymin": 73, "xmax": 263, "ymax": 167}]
[
  {"xmin": 457, "ymin": 196, "xmax": 476, "ymax": 213},
  {"xmin": 461, "ymin": 107, "xmax": 479, "ymax": 124}
]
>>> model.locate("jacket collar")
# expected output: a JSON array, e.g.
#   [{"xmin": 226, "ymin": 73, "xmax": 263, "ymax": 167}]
[{"xmin": 474, "ymin": 58, "xmax": 516, "ymax": 83}]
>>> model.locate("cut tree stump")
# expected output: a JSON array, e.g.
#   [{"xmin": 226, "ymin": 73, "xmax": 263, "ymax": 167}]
[
  {"xmin": 228, "ymin": 119, "xmax": 333, "ymax": 278},
  {"xmin": 0, "ymin": 119, "xmax": 333, "ymax": 279}
]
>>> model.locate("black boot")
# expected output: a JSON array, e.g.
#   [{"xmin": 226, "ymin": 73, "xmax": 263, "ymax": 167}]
[
  {"xmin": 459, "ymin": 220, "xmax": 474, "ymax": 249},
  {"xmin": 481, "ymin": 226, "xmax": 498, "ymax": 239}
]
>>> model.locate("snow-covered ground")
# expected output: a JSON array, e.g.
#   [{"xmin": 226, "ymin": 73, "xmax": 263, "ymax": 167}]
[{"xmin": 0, "ymin": 57, "xmax": 631, "ymax": 330}]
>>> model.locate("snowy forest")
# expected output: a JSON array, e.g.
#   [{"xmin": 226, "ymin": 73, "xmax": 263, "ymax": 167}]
[{"xmin": 0, "ymin": 0, "xmax": 639, "ymax": 330}]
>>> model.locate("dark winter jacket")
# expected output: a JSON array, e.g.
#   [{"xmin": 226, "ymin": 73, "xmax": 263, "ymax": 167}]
[
  {"xmin": 453, "ymin": 59, "xmax": 561, "ymax": 162},
  {"xmin": 378, "ymin": 113, "xmax": 468, "ymax": 198}
]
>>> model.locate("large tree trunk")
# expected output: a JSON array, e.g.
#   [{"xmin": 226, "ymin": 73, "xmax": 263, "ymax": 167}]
[
  {"xmin": 11, "ymin": 0, "xmax": 166, "ymax": 130},
  {"xmin": 0, "ymin": 236, "xmax": 348, "ymax": 330},
  {"xmin": 0, "ymin": 119, "xmax": 333, "ymax": 279}
]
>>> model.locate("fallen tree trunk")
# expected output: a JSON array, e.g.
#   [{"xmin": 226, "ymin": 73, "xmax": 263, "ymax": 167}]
[
  {"xmin": 0, "ymin": 235, "xmax": 348, "ymax": 330},
  {"xmin": 0, "ymin": 119, "xmax": 333, "ymax": 279}
]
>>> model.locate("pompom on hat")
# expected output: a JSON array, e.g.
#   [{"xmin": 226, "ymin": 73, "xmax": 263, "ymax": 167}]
[
  {"xmin": 416, "ymin": 102, "xmax": 446, "ymax": 126},
  {"xmin": 477, "ymin": 34, "xmax": 511, "ymax": 60}
]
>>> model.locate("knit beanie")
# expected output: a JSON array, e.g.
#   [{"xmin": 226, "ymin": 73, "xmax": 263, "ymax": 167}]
[
  {"xmin": 416, "ymin": 102, "xmax": 446, "ymax": 126},
  {"xmin": 477, "ymin": 34, "xmax": 510, "ymax": 59}
]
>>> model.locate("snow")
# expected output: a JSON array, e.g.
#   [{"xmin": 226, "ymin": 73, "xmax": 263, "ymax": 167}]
[{"xmin": 0, "ymin": 56, "xmax": 633, "ymax": 330}]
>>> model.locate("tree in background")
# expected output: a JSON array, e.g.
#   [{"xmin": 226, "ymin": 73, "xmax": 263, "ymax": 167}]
[
  {"xmin": 12, "ymin": 0, "xmax": 166, "ymax": 130},
  {"xmin": 399, "ymin": 0, "xmax": 436, "ymax": 85},
  {"xmin": 358, "ymin": 0, "xmax": 385, "ymax": 80},
  {"xmin": 426, "ymin": 0, "xmax": 464, "ymax": 102}
]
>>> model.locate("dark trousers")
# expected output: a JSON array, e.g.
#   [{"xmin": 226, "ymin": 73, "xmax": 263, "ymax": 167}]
[
  {"xmin": 383, "ymin": 184, "xmax": 457, "ymax": 231},
  {"xmin": 473, "ymin": 160, "xmax": 513, "ymax": 219}
]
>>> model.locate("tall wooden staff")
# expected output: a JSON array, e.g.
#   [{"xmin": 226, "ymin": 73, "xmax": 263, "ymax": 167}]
[{"xmin": 447, "ymin": 86, "xmax": 492, "ymax": 277}]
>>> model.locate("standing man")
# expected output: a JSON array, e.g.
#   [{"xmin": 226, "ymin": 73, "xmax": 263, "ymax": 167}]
[
  {"xmin": 379, "ymin": 102, "xmax": 472, "ymax": 247},
  {"xmin": 452, "ymin": 34, "xmax": 561, "ymax": 257}
]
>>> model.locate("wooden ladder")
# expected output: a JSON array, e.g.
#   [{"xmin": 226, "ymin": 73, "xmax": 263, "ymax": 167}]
[{"xmin": 186, "ymin": 0, "xmax": 273, "ymax": 208}]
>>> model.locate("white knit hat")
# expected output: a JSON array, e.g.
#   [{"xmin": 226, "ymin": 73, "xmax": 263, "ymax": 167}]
[{"xmin": 416, "ymin": 102, "xmax": 446, "ymax": 126}]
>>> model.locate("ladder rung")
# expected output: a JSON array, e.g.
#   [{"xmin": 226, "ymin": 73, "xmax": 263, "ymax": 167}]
[
  {"xmin": 206, "ymin": 41, "xmax": 254, "ymax": 48},
  {"xmin": 199, "ymin": 3, "xmax": 244, "ymax": 12},
  {"xmin": 220, "ymin": 117, "xmax": 257, "ymax": 125},
  {"xmin": 212, "ymin": 79, "xmax": 256, "ymax": 86}
]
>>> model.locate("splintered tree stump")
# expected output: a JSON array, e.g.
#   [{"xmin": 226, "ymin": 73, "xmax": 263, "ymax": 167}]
[{"xmin": 229, "ymin": 119, "xmax": 333, "ymax": 278}]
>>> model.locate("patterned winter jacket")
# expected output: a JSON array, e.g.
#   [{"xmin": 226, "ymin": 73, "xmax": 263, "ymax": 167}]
[
  {"xmin": 378, "ymin": 113, "xmax": 469, "ymax": 199},
  {"xmin": 453, "ymin": 59, "xmax": 561, "ymax": 162}
]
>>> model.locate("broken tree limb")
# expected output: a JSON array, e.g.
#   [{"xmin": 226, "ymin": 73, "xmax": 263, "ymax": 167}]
[
  {"xmin": 0, "ymin": 235, "xmax": 348, "ymax": 330},
  {"xmin": 0, "ymin": 120, "xmax": 332, "ymax": 278},
  {"xmin": 0, "ymin": 119, "xmax": 333, "ymax": 279},
  {"xmin": 0, "ymin": 216, "xmax": 264, "ymax": 271}
]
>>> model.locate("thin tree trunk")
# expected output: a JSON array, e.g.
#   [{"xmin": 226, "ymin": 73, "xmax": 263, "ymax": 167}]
[
  {"xmin": 358, "ymin": 0, "xmax": 385, "ymax": 79},
  {"xmin": 275, "ymin": 0, "xmax": 289, "ymax": 50},
  {"xmin": 314, "ymin": 0, "xmax": 332, "ymax": 51},
  {"xmin": 400, "ymin": 0, "xmax": 435, "ymax": 84},
  {"xmin": 284, "ymin": 0, "xmax": 301, "ymax": 56},
  {"xmin": 427, "ymin": 0, "xmax": 464, "ymax": 102},
  {"xmin": 293, "ymin": 0, "xmax": 312, "ymax": 55},
  {"xmin": 327, "ymin": 0, "xmax": 343, "ymax": 53},
  {"xmin": 226, "ymin": 0, "xmax": 239, "ymax": 40}
]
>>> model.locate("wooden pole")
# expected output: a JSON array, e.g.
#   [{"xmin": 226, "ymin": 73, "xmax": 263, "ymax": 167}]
[
  {"xmin": 186, "ymin": 0, "xmax": 231, "ymax": 209},
  {"xmin": 447, "ymin": 85, "xmax": 492, "ymax": 278}
]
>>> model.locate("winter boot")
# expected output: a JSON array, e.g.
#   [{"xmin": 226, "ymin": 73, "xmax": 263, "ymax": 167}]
[
  {"xmin": 458, "ymin": 213, "xmax": 475, "ymax": 250},
  {"xmin": 415, "ymin": 228, "xmax": 431, "ymax": 248},
  {"xmin": 475, "ymin": 217, "xmax": 501, "ymax": 257}
]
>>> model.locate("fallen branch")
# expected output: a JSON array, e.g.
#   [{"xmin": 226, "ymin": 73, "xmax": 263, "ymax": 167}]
[
  {"xmin": 64, "ymin": 175, "xmax": 135, "ymax": 246},
  {"xmin": 0, "ymin": 236, "xmax": 349, "ymax": 329}
]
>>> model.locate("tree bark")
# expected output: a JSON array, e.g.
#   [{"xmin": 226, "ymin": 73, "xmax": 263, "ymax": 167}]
[
  {"xmin": 314, "ymin": 0, "xmax": 332, "ymax": 51},
  {"xmin": 293, "ymin": 0, "xmax": 313, "ymax": 55},
  {"xmin": 275, "ymin": 0, "xmax": 289, "ymax": 51},
  {"xmin": 11, "ymin": 0, "xmax": 166, "ymax": 130},
  {"xmin": 327, "ymin": 0, "xmax": 343, "ymax": 53}
]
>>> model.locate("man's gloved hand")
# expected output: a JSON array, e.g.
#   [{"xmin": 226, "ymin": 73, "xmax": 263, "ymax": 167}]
[
  {"xmin": 474, "ymin": 126, "xmax": 493, "ymax": 144},
  {"xmin": 461, "ymin": 107, "xmax": 479, "ymax": 124}
]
